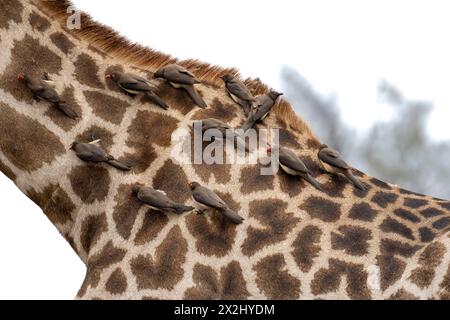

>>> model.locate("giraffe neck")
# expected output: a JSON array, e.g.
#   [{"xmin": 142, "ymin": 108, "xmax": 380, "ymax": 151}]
[{"xmin": 0, "ymin": 0, "xmax": 450, "ymax": 300}]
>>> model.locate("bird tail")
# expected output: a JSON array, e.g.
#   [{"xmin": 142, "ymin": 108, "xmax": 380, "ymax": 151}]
[
  {"xmin": 55, "ymin": 101, "xmax": 78, "ymax": 120},
  {"xmin": 107, "ymin": 159, "xmax": 132, "ymax": 171},
  {"xmin": 221, "ymin": 208, "xmax": 245, "ymax": 224},
  {"xmin": 173, "ymin": 204, "xmax": 195, "ymax": 214},
  {"xmin": 184, "ymin": 85, "xmax": 207, "ymax": 109},
  {"xmin": 304, "ymin": 174, "xmax": 324, "ymax": 191},
  {"xmin": 146, "ymin": 91, "xmax": 169, "ymax": 110},
  {"xmin": 344, "ymin": 171, "xmax": 366, "ymax": 190}
]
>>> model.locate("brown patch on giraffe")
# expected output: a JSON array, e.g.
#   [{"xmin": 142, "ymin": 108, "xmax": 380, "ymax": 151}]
[
  {"xmin": 389, "ymin": 289, "xmax": 419, "ymax": 300},
  {"xmin": 439, "ymin": 264, "xmax": 450, "ymax": 300},
  {"xmin": 123, "ymin": 110, "xmax": 178, "ymax": 173},
  {"xmin": 398, "ymin": 188, "xmax": 424, "ymax": 197},
  {"xmin": 83, "ymin": 90, "xmax": 130, "ymax": 125},
  {"xmin": 0, "ymin": 158, "xmax": 16, "ymax": 181},
  {"xmin": 371, "ymin": 191, "xmax": 398, "ymax": 208},
  {"xmin": 242, "ymin": 199, "xmax": 299, "ymax": 256},
  {"xmin": 403, "ymin": 197, "xmax": 428, "ymax": 209},
  {"xmin": 279, "ymin": 128, "xmax": 301, "ymax": 149},
  {"xmin": 112, "ymin": 184, "xmax": 143, "ymax": 240},
  {"xmin": 45, "ymin": 86, "xmax": 82, "ymax": 130},
  {"xmin": 278, "ymin": 169, "xmax": 307, "ymax": 197},
  {"xmin": 331, "ymin": 225, "xmax": 372, "ymax": 256},
  {"xmin": 186, "ymin": 192, "xmax": 239, "ymax": 257},
  {"xmin": 292, "ymin": 225, "xmax": 322, "ymax": 272},
  {"xmin": 28, "ymin": 11, "xmax": 50, "ymax": 31},
  {"xmin": 76, "ymin": 126, "xmax": 114, "ymax": 152},
  {"xmin": 130, "ymin": 226, "xmax": 188, "ymax": 290},
  {"xmin": 191, "ymin": 98, "xmax": 238, "ymax": 123},
  {"xmin": 311, "ymin": 259, "xmax": 371, "ymax": 299},
  {"xmin": 105, "ymin": 268, "xmax": 127, "ymax": 295},
  {"xmin": 26, "ymin": 184, "xmax": 75, "ymax": 225},
  {"xmin": 409, "ymin": 242, "xmax": 446, "ymax": 289},
  {"xmin": 78, "ymin": 241, "xmax": 126, "ymax": 297},
  {"xmin": 80, "ymin": 213, "xmax": 107, "ymax": 254},
  {"xmin": 152, "ymin": 160, "xmax": 191, "ymax": 203},
  {"xmin": 370, "ymin": 177, "xmax": 392, "ymax": 190},
  {"xmin": 184, "ymin": 261, "xmax": 249, "ymax": 300},
  {"xmin": 50, "ymin": 32, "xmax": 75, "ymax": 54},
  {"xmin": 377, "ymin": 255, "xmax": 406, "ymax": 290},
  {"xmin": 191, "ymin": 133, "xmax": 232, "ymax": 184},
  {"xmin": 321, "ymin": 175, "xmax": 347, "ymax": 198},
  {"xmin": 156, "ymin": 82, "xmax": 197, "ymax": 115},
  {"xmin": 393, "ymin": 208, "xmax": 421, "ymax": 223},
  {"xmin": 380, "ymin": 217, "xmax": 415, "ymax": 240},
  {"xmin": 300, "ymin": 196, "xmax": 342, "ymax": 223},
  {"xmin": 134, "ymin": 210, "xmax": 169, "ymax": 245},
  {"xmin": 432, "ymin": 217, "xmax": 450, "ymax": 230},
  {"xmin": 74, "ymin": 53, "xmax": 105, "ymax": 89},
  {"xmin": 438, "ymin": 201, "xmax": 450, "ymax": 211},
  {"xmin": 348, "ymin": 202, "xmax": 378, "ymax": 222},
  {"xmin": 104, "ymin": 65, "xmax": 124, "ymax": 93},
  {"xmin": 380, "ymin": 239, "xmax": 421, "ymax": 258},
  {"xmin": 69, "ymin": 165, "xmax": 110, "ymax": 204},
  {"xmin": 419, "ymin": 227, "xmax": 435, "ymax": 243},
  {"xmin": 0, "ymin": 35, "xmax": 62, "ymax": 103},
  {"xmin": 0, "ymin": 103, "xmax": 65, "ymax": 171},
  {"xmin": 239, "ymin": 165, "xmax": 274, "ymax": 194},
  {"xmin": 0, "ymin": 0, "xmax": 23, "ymax": 29},
  {"xmin": 420, "ymin": 207, "xmax": 443, "ymax": 218},
  {"xmin": 254, "ymin": 254, "xmax": 301, "ymax": 300}
]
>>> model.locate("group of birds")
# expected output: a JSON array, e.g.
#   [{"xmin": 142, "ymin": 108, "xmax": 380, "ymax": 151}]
[{"xmin": 17, "ymin": 62, "xmax": 365, "ymax": 225}]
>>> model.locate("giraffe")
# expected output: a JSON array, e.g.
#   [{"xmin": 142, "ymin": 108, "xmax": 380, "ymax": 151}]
[{"xmin": 1, "ymin": 0, "xmax": 450, "ymax": 300}]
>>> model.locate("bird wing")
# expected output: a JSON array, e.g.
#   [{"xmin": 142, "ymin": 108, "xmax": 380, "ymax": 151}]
[
  {"xmin": 119, "ymin": 73, "xmax": 151, "ymax": 92},
  {"xmin": 193, "ymin": 187, "xmax": 227, "ymax": 209},
  {"xmin": 279, "ymin": 148, "xmax": 310, "ymax": 174},
  {"xmin": 319, "ymin": 148, "xmax": 350, "ymax": 169},
  {"xmin": 227, "ymin": 80, "xmax": 254, "ymax": 101},
  {"xmin": 165, "ymin": 66, "xmax": 199, "ymax": 85},
  {"xmin": 78, "ymin": 144, "xmax": 111, "ymax": 162},
  {"xmin": 139, "ymin": 188, "xmax": 174, "ymax": 208}
]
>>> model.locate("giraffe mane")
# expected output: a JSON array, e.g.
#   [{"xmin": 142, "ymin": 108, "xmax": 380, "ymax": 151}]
[{"xmin": 35, "ymin": 0, "xmax": 319, "ymax": 143}]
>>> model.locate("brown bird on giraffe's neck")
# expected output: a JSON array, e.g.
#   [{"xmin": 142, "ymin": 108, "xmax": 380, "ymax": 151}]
[
  {"xmin": 221, "ymin": 74, "xmax": 255, "ymax": 116},
  {"xmin": 132, "ymin": 184, "xmax": 194, "ymax": 214},
  {"xmin": 70, "ymin": 141, "xmax": 131, "ymax": 171},
  {"xmin": 241, "ymin": 90, "xmax": 283, "ymax": 131},
  {"xmin": 154, "ymin": 64, "xmax": 208, "ymax": 109},
  {"xmin": 318, "ymin": 144, "xmax": 366, "ymax": 190},
  {"xmin": 189, "ymin": 181, "xmax": 244, "ymax": 224},
  {"xmin": 18, "ymin": 73, "xmax": 78, "ymax": 120},
  {"xmin": 106, "ymin": 71, "xmax": 169, "ymax": 110}
]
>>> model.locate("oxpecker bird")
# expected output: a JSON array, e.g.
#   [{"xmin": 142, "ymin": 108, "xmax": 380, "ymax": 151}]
[
  {"xmin": 70, "ymin": 141, "xmax": 131, "ymax": 171},
  {"xmin": 318, "ymin": 144, "xmax": 366, "ymax": 190},
  {"xmin": 106, "ymin": 71, "xmax": 169, "ymax": 110},
  {"xmin": 268, "ymin": 146, "xmax": 323, "ymax": 191},
  {"xmin": 242, "ymin": 90, "xmax": 283, "ymax": 131},
  {"xmin": 189, "ymin": 182, "xmax": 244, "ymax": 224},
  {"xmin": 221, "ymin": 74, "xmax": 255, "ymax": 115},
  {"xmin": 154, "ymin": 64, "xmax": 207, "ymax": 109},
  {"xmin": 132, "ymin": 185, "xmax": 194, "ymax": 214},
  {"xmin": 18, "ymin": 73, "xmax": 78, "ymax": 119}
]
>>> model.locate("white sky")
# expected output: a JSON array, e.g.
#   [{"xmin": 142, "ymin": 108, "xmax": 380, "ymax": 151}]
[
  {"xmin": 1, "ymin": 0, "xmax": 450, "ymax": 299},
  {"xmin": 72, "ymin": 0, "xmax": 450, "ymax": 141}
]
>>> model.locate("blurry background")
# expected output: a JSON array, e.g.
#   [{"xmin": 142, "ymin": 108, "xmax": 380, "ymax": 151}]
[{"xmin": 0, "ymin": 0, "xmax": 449, "ymax": 299}]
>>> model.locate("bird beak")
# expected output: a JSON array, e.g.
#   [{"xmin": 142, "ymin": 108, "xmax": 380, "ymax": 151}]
[
  {"xmin": 188, "ymin": 182, "xmax": 193, "ymax": 188},
  {"xmin": 105, "ymin": 74, "xmax": 112, "ymax": 80},
  {"xmin": 18, "ymin": 74, "xmax": 25, "ymax": 81}
]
